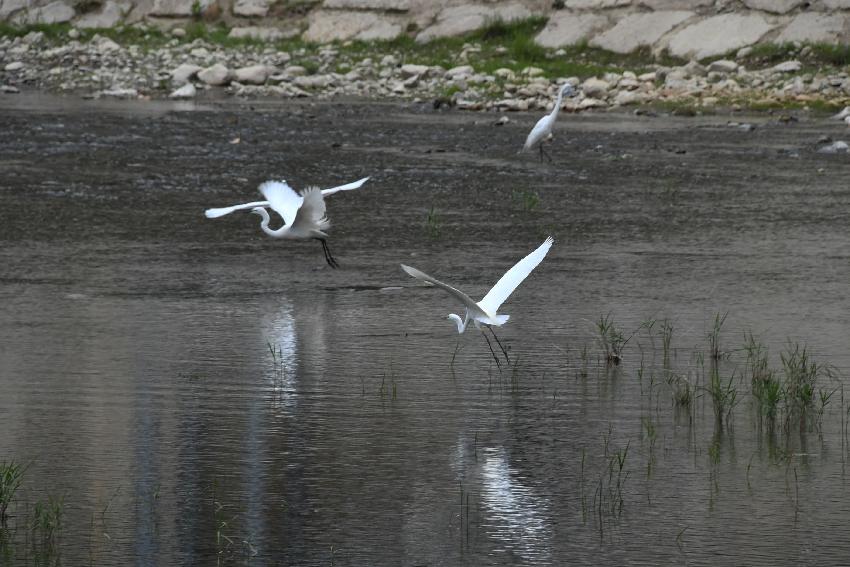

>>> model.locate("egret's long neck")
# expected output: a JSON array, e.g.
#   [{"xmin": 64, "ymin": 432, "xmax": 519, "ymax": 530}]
[
  {"xmin": 449, "ymin": 313, "xmax": 468, "ymax": 334},
  {"xmin": 550, "ymin": 88, "xmax": 567, "ymax": 120},
  {"xmin": 256, "ymin": 209, "xmax": 288, "ymax": 237}
]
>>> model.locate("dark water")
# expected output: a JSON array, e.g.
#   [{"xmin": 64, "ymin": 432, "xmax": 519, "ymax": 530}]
[{"xmin": 1, "ymin": 94, "xmax": 850, "ymax": 565}]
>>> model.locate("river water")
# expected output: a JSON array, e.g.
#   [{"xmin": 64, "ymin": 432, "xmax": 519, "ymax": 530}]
[{"xmin": 1, "ymin": 94, "xmax": 849, "ymax": 565}]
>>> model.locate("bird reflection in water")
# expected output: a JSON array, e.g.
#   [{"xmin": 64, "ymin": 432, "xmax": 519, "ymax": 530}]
[
  {"xmin": 481, "ymin": 447, "xmax": 553, "ymax": 563},
  {"xmin": 260, "ymin": 303, "xmax": 298, "ymax": 411}
]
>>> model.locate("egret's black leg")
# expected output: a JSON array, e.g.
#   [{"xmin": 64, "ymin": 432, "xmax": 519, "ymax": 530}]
[
  {"xmin": 487, "ymin": 326, "xmax": 510, "ymax": 364},
  {"xmin": 538, "ymin": 144, "xmax": 544, "ymax": 162},
  {"xmin": 481, "ymin": 330, "xmax": 502, "ymax": 370},
  {"xmin": 315, "ymin": 238, "xmax": 339, "ymax": 269},
  {"xmin": 540, "ymin": 143, "xmax": 553, "ymax": 163}
]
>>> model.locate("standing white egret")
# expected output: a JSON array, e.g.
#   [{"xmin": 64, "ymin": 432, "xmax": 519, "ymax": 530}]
[
  {"xmin": 522, "ymin": 83, "xmax": 576, "ymax": 162},
  {"xmin": 401, "ymin": 237, "xmax": 554, "ymax": 365},
  {"xmin": 204, "ymin": 176, "xmax": 369, "ymax": 219}
]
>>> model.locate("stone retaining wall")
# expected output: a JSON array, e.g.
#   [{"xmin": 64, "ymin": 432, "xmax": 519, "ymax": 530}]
[{"xmin": 2, "ymin": 0, "xmax": 849, "ymax": 58}]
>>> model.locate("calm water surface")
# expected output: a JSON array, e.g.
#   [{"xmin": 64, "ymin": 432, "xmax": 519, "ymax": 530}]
[{"xmin": 1, "ymin": 94, "xmax": 849, "ymax": 565}]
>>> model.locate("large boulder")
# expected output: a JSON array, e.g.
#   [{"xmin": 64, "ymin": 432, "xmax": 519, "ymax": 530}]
[
  {"xmin": 534, "ymin": 12, "xmax": 609, "ymax": 48},
  {"xmin": 303, "ymin": 10, "xmax": 402, "ymax": 42},
  {"xmin": 590, "ymin": 11, "xmax": 692, "ymax": 54},
  {"xmin": 76, "ymin": 0, "xmax": 131, "ymax": 28},
  {"xmin": 25, "ymin": 1, "xmax": 74, "ymax": 24},
  {"xmin": 777, "ymin": 13, "xmax": 848, "ymax": 44},
  {"xmin": 416, "ymin": 3, "xmax": 531, "ymax": 43},
  {"xmin": 151, "ymin": 0, "xmax": 214, "ymax": 17},
  {"xmin": 666, "ymin": 14, "xmax": 775, "ymax": 60}
]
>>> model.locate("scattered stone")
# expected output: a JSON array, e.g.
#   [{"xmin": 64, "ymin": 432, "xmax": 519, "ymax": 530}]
[
  {"xmin": 67, "ymin": 28, "xmax": 80, "ymax": 39},
  {"xmin": 171, "ymin": 28, "xmax": 186, "ymax": 38},
  {"xmin": 817, "ymin": 140, "xmax": 849, "ymax": 153},
  {"xmin": 494, "ymin": 116, "xmax": 510, "ymax": 126},
  {"xmin": 1, "ymin": 85, "xmax": 20, "ymax": 93},
  {"xmin": 400, "ymin": 64, "xmax": 429, "ymax": 78},
  {"xmin": 98, "ymin": 87, "xmax": 138, "ymax": 98},
  {"xmin": 4, "ymin": 61, "xmax": 24, "ymax": 72},
  {"xmin": 197, "ymin": 64, "xmax": 231, "ymax": 86},
  {"xmin": 234, "ymin": 64, "xmax": 274, "ymax": 85},
  {"xmin": 708, "ymin": 60, "xmax": 738, "ymax": 74},
  {"xmin": 228, "ymin": 27, "xmax": 292, "ymax": 42},
  {"xmin": 169, "ymin": 82, "xmax": 197, "ymax": 99},
  {"xmin": 582, "ymin": 77, "xmax": 610, "ymax": 99},
  {"xmin": 171, "ymin": 63, "xmax": 202, "ymax": 86},
  {"xmin": 833, "ymin": 106, "xmax": 850, "ymax": 120},
  {"xmin": 773, "ymin": 60, "xmax": 802, "ymax": 73}
]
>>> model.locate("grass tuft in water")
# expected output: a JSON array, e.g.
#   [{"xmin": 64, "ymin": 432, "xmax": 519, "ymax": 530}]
[
  {"xmin": 595, "ymin": 313, "xmax": 634, "ymax": 365},
  {"xmin": 425, "ymin": 206, "xmax": 441, "ymax": 239},
  {"xmin": 707, "ymin": 311, "xmax": 728, "ymax": 360},
  {"xmin": 0, "ymin": 461, "xmax": 25, "ymax": 526},
  {"xmin": 512, "ymin": 189, "xmax": 540, "ymax": 212}
]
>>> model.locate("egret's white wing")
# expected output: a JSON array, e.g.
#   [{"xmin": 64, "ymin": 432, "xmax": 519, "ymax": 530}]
[
  {"xmin": 401, "ymin": 265, "xmax": 482, "ymax": 314},
  {"xmin": 290, "ymin": 187, "xmax": 329, "ymax": 233},
  {"xmin": 321, "ymin": 176, "xmax": 370, "ymax": 197},
  {"xmin": 205, "ymin": 201, "xmax": 269, "ymax": 219},
  {"xmin": 259, "ymin": 180, "xmax": 303, "ymax": 227},
  {"xmin": 478, "ymin": 237, "xmax": 554, "ymax": 315},
  {"xmin": 523, "ymin": 115, "xmax": 553, "ymax": 150}
]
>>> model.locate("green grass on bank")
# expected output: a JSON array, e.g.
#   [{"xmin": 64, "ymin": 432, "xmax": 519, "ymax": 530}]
[{"xmin": 3, "ymin": 17, "xmax": 850, "ymax": 86}]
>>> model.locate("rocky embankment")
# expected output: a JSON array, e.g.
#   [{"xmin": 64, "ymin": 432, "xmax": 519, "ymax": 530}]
[{"xmin": 2, "ymin": 27, "xmax": 850, "ymax": 113}]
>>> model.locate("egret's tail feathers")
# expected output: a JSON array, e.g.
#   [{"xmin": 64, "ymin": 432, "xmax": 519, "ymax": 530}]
[{"xmin": 492, "ymin": 315, "xmax": 510, "ymax": 325}]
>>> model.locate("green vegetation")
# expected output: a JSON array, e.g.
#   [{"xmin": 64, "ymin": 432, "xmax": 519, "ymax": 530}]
[{"xmin": 0, "ymin": 461, "xmax": 25, "ymax": 525}]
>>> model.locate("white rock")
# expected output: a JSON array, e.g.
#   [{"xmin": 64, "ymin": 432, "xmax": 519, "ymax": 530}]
[
  {"xmin": 197, "ymin": 64, "xmax": 231, "ymax": 86},
  {"xmin": 638, "ymin": 71, "xmax": 657, "ymax": 82},
  {"xmin": 590, "ymin": 11, "xmax": 693, "ymax": 54},
  {"xmin": 0, "ymin": 0, "xmax": 27, "ymax": 19},
  {"xmin": 708, "ymin": 60, "xmax": 738, "ymax": 73},
  {"xmin": 98, "ymin": 87, "xmax": 138, "ymax": 98},
  {"xmin": 228, "ymin": 26, "xmax": 292, "ymax": 41},
  {"xmin": 4, "ymin": 61, "xmax": 24, "ymax": 71},
  {"xmin": 171, "ymin": 63, "xmax": 202, "ymax": 85},
  {"xmin": 76, "ymin": 0, "xmax": 131, "ymax": 29},
  {"xmin": 579, "ymin": 97, "xmax": 607, "ymax": 109},
  {"xmin": 169, "ymin": 83, "xmax": 197, "ymax": 99},
  {"xmin": 400, "ymin": 64, "xmax": 429, "ymax": 78},
  {"xmin": 446, "ymin": 65, "xmax": 474, "ymax": 79},
  {"xmin": 234, "ymin": 64, "xmax": 274, "ymax": 85},
  {"xmin": 283, "ymin": 65, "xmax": 307, "ymax": 77},
  {"xmin": 94, "ymin": 36, "xmax": 121, "ymax": 53},
  {"xmin": 743, "ymin": 0, "xmax": 804, "ymax": 13},
  {"xmin": 535, "ymin": 12, "xmax": 608, "ymax": 48},
  {"xmin": 171, "ymin": 28, "xmax": 186, "ymax": 38},
  {"xmin": 417, "ymin": 3, "xmax": 531, "ymax": 43},
  {"xmin": 582, "ymin": 77, "xmax": 610, "ymax": 99},
  {"xmin": 151, "ymin": 0, "xmax": 213, "ymax": 16},
  {"xmin": 818, "ymin": 140, "xmax": 849, "ymax": 154},
  {"xmin": 303, "ymin": 10, "xmax": 401, "ymax": 43},
  {"xmin": 25, "ymin": 0, "xmax": 74, "ymax": 23},
  {"xmin": 666, "ymin": 14, "xmax": 775, "ymax": 60},
  {"xmin": 778, "ymin": 13, "xmax": 847, "ymax": 44},
  {"xmin": 233, "ymin": 0, "xmax": 269, "ymax": 17},
  {"xmin": 773, "ymin": 60, "xmax": 802, "ymax": 73}
]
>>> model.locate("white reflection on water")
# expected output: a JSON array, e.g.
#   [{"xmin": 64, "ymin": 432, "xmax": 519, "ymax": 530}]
[
  {"xmin": 480, "ymin": 447, "xmax": 553, "ymax": 563},
  {"xmin": 259, "ymin": 302, "xmax": 298, "ymax": 411}
]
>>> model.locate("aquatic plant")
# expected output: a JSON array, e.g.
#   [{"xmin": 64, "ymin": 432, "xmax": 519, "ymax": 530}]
[
  {"xmin": 707, "ymin": 311, "xmax": 728, "ymax": 360},
  {"xmin": 425, "ymin": 206, "xmax": 440, "ymax": 238},
  {"xmin": 512, "ymin": 189, "xmax": 540, "ymax": 212},
  {"xmin": 658, "ymin": 319, "xmax": 674, "ymax": 364},
  {"xmin": 0, "ymin": 461, "xmax": 25, "ymax": 525},
  {"xmin": 704, "ymin": 364, "xmax": 738, "ymax": 428},
  {"xmin": 595, "ymin": 313, "xmax": 633, "ymax": 365}
]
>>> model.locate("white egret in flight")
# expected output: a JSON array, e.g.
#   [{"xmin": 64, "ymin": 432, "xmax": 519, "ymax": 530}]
[
  {"xmin": 522, "ymin": 83, "xmax": 576, "ymax": 162},
  {"xmin": 204, "ymin": 176, "xmax": 369, "ymax": 219},
  {"xmin": 205, "ymin": 177, "xmax": 370, "ymax": 268},
  {"xmin": 401, "ymin": 237, "xmax": 554, "ymax": 365}
]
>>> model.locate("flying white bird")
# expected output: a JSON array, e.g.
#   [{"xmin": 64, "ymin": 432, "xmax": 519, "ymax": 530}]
[
  {"xmin": 204, "ymin": 176, "xmax": 369, "ymax": 219},
  {"xmin": 205, "ymin": 177, "xmax": 369, "ymax": 268},
  {"xmin": 522, "ymin": 83, "xmax": 576, "ymax": 162},
  {"xmin": 402, "ymin": 237, "xmax": 554, "ymax": 365}
]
